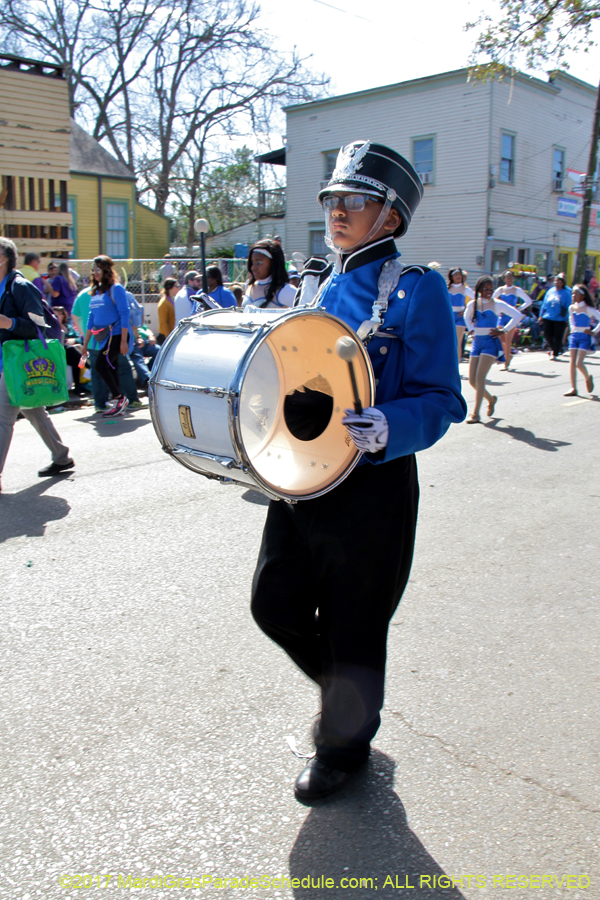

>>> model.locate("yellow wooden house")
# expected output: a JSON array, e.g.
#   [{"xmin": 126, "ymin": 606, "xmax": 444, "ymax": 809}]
[
  {"xmin": 68, "ymin": 120, "xmax": 169, "ymax": 260},
  {"xmin": 0, "ymin": 53, "xmax": 169, "ymax": 263}
]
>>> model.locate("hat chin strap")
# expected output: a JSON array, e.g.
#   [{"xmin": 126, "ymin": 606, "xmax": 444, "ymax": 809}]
[{"xmin": 325, "ymin": 197, "xmax": 393, "ymax": 256}]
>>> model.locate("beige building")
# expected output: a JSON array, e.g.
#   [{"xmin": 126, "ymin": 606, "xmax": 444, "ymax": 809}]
[
  {"xmin": 284, "ymin": 68, "xmax": 600, "ymax": 282},
  {"xmin": 0, "ymin": 53, "xmax": 169, "ymax": 263},
  {"xmin": 0, "ymin": 53, "xmax": 73, "ymax": 258}
]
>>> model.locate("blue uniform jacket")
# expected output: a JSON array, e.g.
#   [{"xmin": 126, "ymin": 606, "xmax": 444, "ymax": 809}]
[{"xmin": 319, "ymin": 238, "xmax": 467, "ymax": 462}]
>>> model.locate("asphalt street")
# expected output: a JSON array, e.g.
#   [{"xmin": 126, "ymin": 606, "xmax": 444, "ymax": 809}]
[{"xmin": 1, "ymin": 349, "xmax": 598, "ymax": 900}]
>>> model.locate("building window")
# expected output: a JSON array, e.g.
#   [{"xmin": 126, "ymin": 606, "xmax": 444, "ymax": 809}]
[
  {"xmin": 517, "ymin": 248, "xmax": 529, "ymax": 265},
  {"xmin": 412, "ymin": 137, "xmax": 435, "ymax": 185},
  {"xmin": 105, "ymin": 201, "xmax": 128, "ymax": 258},
  {"xmin": 500, "ymin": 133, "xmax": 515, "ymax": 183},
  {"xmin": 491, "ymin": 248, "xmax": 510, "ymax": 273},
  {"xmin": 310, "ymin": 228, "xmax": 327, "ymax": 256},
  {"xmin": 324, "ymin": 151, "xmax": 338, "ymax": 179},
  {"xmin": 552, "ymin": 148, "xmax": 565, "ymax": 191},
  {"xmin": 67, "ymin": 197, "xmax": 77, "ymax": 258}
]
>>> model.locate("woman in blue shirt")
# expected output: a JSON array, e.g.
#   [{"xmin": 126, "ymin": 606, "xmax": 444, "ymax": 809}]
[
  {"xmin": 538, "ymin": 274, "xmax": 571, "ymax": 360},
  {"xmin": 80, "ymin": 256, "xmax": 131, "ymax": 417}
]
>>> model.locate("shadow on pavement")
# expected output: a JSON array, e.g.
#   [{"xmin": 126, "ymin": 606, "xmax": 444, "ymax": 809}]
[
  {"xmin": 289, "ymin": 751, "xmax": 465, "ymax": 899},
  {"xmin": 241, "ymin": 489, "xmax": 270, "ymax": 506},
  {"xmin": 78, "ymin": 413, "xmax": 151, "ymax": 436},
  {"xmin": 484, "ymin": 420, "xmax": 571, "ymax": 451},
  {"xmin": 0, "ymin": 479, "xmax": 71, "ymax": 542},
  {"xmin": 510, "ymin": 370, "xmax": 560, "ymax": 378}
]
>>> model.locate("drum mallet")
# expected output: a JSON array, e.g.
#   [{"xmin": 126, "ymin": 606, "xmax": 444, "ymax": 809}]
[{"xmin": 335, "ymin": 336, "xmax": 362, "ymax": 415}]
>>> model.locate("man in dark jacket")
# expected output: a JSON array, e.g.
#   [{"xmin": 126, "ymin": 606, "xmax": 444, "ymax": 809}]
[{"xmin": 0, "ymin": 237, "xmax": 73, "ymax": 492}]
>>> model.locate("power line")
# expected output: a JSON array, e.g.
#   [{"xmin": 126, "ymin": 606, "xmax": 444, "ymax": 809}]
[{"xmin": 310, "ymin": 0, "xmax": 373, "ymax": 23}]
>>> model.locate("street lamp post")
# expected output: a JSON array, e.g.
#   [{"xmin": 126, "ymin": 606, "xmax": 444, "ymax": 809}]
[{"xmin": 194, "ymin": 218, "xmax": 210, "ymax": 293}]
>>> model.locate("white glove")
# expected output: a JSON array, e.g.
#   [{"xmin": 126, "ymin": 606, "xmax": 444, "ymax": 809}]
[{"xmin": 342, "ymin": 407, "xmax": 389, "ymax": 453}]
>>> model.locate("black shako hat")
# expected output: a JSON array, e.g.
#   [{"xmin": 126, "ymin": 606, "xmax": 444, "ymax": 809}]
[{"xmin": 317, "ymin": 140, "xmax": 424, "ymax": 238}]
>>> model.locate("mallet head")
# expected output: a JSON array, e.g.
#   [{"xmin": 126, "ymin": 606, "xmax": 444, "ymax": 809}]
[{"xmin": 335, "ymin": 336, "xmax": 359, "ymax": 361}]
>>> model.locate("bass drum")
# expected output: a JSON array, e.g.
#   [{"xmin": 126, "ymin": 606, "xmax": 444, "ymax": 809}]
[{"xmin": 149, "ymin": 307, "xmax": 374, "ymax": 501}]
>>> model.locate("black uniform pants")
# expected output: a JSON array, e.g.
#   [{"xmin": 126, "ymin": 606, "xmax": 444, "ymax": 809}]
[
  {"xmin": 542, "ymin": 319, "xmax": 566, "ymax": 357},
  {"xmin": 95, "ymin": 334, "xmax": 122, "ymax": 397},
  {"xmin": 251, "ymin": 454, "xmax": 419, "ymax": 772}
]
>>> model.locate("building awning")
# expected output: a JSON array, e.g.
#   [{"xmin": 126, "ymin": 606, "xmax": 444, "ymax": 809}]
[{"xmin": 255, "ymin": 148, "xmax": 286, "ymax": 166}]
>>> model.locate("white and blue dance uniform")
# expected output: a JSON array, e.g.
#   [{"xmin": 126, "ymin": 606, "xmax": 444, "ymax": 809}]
[
  {"xmin": 448, "ymin": 283, "xmax": 474, "ymax": 327},
  {"xmin": 492, "ymin": 284, "xmax": 532, "ymax": 328},
  {"xmin": 568, "ymin": 303, "xmax": 600, "ymax": 352},
  {"xmin": 242, "ymin": 278, "xmax": 296, "ymax": 309},
  {"xmin": 464, "ymin": 300, "xmax": 523, "ymax": 358}
]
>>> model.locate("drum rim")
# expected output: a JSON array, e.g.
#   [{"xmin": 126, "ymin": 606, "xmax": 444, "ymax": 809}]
[
  {"xmin": 149, "ymin": 307, "xmax": 376, "ymax": 502},
  {"xmin": 229, "ymin": 307, "xmax": 375, "ymax": 501}
]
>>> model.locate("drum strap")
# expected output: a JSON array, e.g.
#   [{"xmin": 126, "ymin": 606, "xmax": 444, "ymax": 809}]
[{"xmin": 357, "ymin": 257, "xmax": 404, "ymax": 342}]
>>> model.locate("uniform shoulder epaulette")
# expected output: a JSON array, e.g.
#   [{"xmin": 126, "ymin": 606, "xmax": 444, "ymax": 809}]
[{"xmin": 400, "ymin": 265, "xmax": 431, "ymax": 276}]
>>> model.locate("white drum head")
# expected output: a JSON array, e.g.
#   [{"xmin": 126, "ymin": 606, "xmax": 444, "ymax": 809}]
[{"xmin": 237, "ymin": 311, "xmax": 374, "ymax": 499}]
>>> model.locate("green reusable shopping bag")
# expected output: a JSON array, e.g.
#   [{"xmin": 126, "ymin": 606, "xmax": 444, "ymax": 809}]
[{"xmin": 2, "ymin": 331, "xmax": 69, "ymax": 408}]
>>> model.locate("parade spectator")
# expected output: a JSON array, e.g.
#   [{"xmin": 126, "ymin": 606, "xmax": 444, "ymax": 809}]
[
  {"xmin": 157, "ymin": 277, "xmax": 178, "ymax": 343},
  {"xmin": 564, "ymin": 284, "xmax": 600, "ymax": 396},
  {"xmin": 206, "ymin": 266, "xmax": 236, "ymax": 308},
  {"xmin": 287, "ymin": 267, "xmax": 300, "ymax": 288},
  {"xmin": 0, "ymin": 237, "xmax": 73, "ymax": 491},
  {"xmin": 159, "ymin": 254, "xmax": 175, "ymax": 281},
  {"xmin": 538, "ymin": 272, "xmax": 570, "ymax": 360},
  {"xmin": 242, "ymin": 239, "xmax": 296, "ymax": 309},
  {"xmin": 42, "ymin": 262, "xmax": 57, "ymax": 300},
  {"xmin": 20, "ymin": 252, "xmax": 45, "ymax": 294},
  {"xmin": 589, "ymin": 273, "xmax": 599, "ymax": 303},
  {"xmin": 75, "ymin": 277, "xmax": 141, "ymax": 411},
  {"xmin": 130, "ymin": 323, "xmax": 160, "ymax": 390},
  {"xmin": 54, "ymin": 306, "xmax": 86, "ymax": 396},
  {"xmin": 47, "ymin": 262, "xmax": 78, "ymax": 315},
  {"xmin": 174, "ymin": 271, "xmax": 202, "ymax": 323},
  {"xmin": 80, "ymin": 255, "xmax": 133, "ymax": 417},
  {"xmin": 230, "ymin": 283, "xmax": 244, "ymax": 307}
]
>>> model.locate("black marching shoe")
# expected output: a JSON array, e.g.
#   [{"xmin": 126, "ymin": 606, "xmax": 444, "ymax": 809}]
[
  {"xmin": 38, "ymin": 459, "xmax": 75, "ymax": 477},
  {"xmin": 294, "ymin": 758, "xmax": 353, "ymax": 801}
]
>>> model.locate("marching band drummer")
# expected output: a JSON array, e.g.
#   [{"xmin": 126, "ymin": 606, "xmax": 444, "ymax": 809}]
[
  {"xmin": 242, "ymin": 239, "xmax": 297, "ymax": 309},
  {"xmin": 250, "ymin": 141, "xmax": 467, "ymax": 802}
]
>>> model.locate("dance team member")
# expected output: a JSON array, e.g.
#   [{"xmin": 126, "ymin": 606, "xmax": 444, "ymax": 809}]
[
  {"xmin": 492, "ymin": 269, "xmax": 532, "ymax": 370},
  {"xmin": 464, "ymin": 276, "xmax": 523, "ymax": 423},
  {"xmin": 447, "ymin": 267, "xmax": 474, "ymax": 364},
  {"xmin": 80, "ymin": 256, "xmax": 132, "ymax": 418},
  {"xmin": 564, "ymin": 284, "xmax": 600, "ymax": 396},
  {"xmin": 250, "ymin": 141, "xmax": 466, "ymax": 801},
  {"xmin": 242, "ymin": 240, "xmax": 297, "ymax": 309}
]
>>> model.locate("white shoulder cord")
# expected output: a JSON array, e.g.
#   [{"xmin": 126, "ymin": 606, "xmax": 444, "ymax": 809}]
[{"xmin": 357, "ymin": 257, "xmax": 404, "ymax": 341}]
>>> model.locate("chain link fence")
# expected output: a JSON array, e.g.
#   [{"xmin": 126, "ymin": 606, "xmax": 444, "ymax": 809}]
[{"xmin": 69, "ymin": 257, "xmax": 248, "ymax": 333}]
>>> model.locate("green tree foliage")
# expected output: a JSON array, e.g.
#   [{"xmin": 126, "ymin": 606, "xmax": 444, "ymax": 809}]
[
  {"xmin": 466, "ymin": 0, "xmax": 600, "ymax": 78},
  {"xmin": 170, "ymin": 146, "xmax": 266, "ymax": 249},
  {"xmin": 466, "ymin": 1, "xmax": 600, "ymax": 282}
]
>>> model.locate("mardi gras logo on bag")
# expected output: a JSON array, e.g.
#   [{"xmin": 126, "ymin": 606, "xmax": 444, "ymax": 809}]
[{"xmin": 22, "ymin": 356, "xmax": 61, "ymax": 395}]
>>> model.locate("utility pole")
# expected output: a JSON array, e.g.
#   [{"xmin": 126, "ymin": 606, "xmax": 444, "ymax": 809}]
[{"xmin": 574, "ymin": 79, "xmax": 600, "ymax": 284}]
